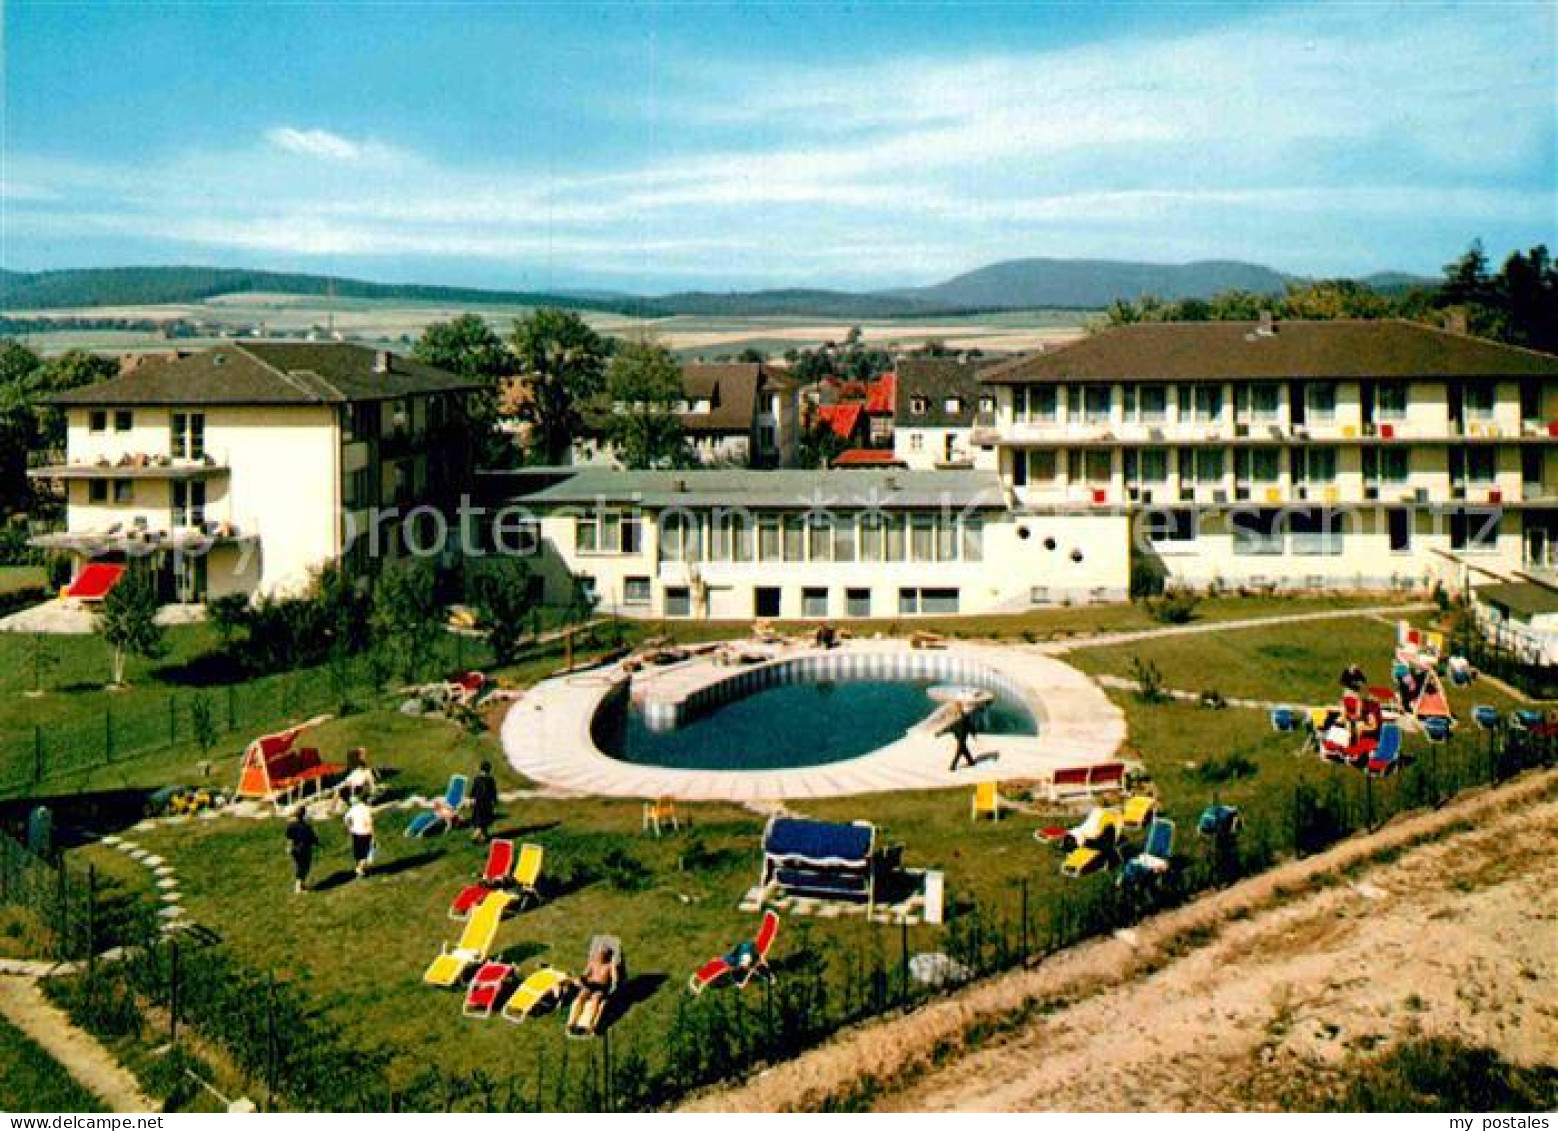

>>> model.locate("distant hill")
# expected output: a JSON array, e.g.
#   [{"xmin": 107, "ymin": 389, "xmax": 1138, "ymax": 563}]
[
  {"xmin": 0, "ymin": 259, "xmax": 1437, "ymax": 320},
  {"xmin": 892, "ymin": 258, "xmax": 1295, "ymax": 310},
  {"xmin": 0, "ymin": 266, "xmax": 641, "ymax": 315}
]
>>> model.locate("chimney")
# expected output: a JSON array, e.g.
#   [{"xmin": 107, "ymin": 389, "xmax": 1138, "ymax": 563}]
[
  {"xmin": 373, "ymin": 350, "xmax": 391, "ymax": 374},
  {"xmin": 1445, "ymin": 308, "xmax": 1469, "ymax": 336},
  {"xmin": 1257, "ymin": 310, "xmax": 1276, "ymax": 336}
]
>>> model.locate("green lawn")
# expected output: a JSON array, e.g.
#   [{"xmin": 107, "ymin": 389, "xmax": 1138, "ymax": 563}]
[
  {"xmin": 0, "ymin": 1015, "xmax": 107, "ymax": 1113},
  {"xmin": 0, "ymin": 566, "xmax": 47, "ymax": 598}
]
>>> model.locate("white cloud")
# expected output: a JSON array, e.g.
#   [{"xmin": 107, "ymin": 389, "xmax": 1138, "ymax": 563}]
[{"xmin": 262, "ymin": 126, "xmax": 400, "ymax": 163}]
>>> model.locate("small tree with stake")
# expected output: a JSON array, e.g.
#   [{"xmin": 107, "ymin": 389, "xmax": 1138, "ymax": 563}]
[
  {"xmin": 24, "ymin": 633, "xmax": 57, "ymax": 696},
  {"xmin": 470, "ymin": 556, "xmax": 538, "ymax": 667},
  {"xmin": 96, "ymin": 566, "xmax": 165, "ymax": 687}
]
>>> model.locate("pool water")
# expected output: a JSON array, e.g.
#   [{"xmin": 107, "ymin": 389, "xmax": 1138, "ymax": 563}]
[{"xmin": 593, "ymin": 676, "xmax": 1037, "ymax": 771}]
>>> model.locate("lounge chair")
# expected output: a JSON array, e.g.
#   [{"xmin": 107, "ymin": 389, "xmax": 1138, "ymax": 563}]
[
  {"xmin": 1197, "ymin": 804, "xmax": 1242, "ymax": 837},
  {"xmin": 1512, "ymin": 708, "xmax": 1545, "ymax": 731},
  {"xmin": 449, "ymin": 839, "xmax": 517, "ymax": 919},
  {"xmin": 1366, "ymin": 722, "xmax": 1403, "ymax": 777},
  {"xmin": 501, "ymin": 965, "xmax": 574, "ymax": 1023},
  {"xmin": 642, "ymin": 797, "xmax": 680, "ymax": 836},
  {"xmin": 1472, "ymin": 706, "xmax": 1501, "ymax": 731},
  {"xmin": 1121, "ymin": 794, "xmax": 1157, "ymax": 830},
  {"xmin": 406, "ymin": 774, "xmax": 468, "ymax": 838},
  {"xmin": 462, "ymin": 961, "xmax": 514, "ymax": 1018},
  {"xmin": 971, "ymin": 781, "xmax": 1000, "ymax": 821},
  {"xmin": 423, "ymin": 890, "xmax": 513, "ymax": 988},
  {"xmin": 512, "ymin": 842, "xmax": 544, "ymax": 910},
  {"xmin": 1269, "ymin": 706, "xmax": 1299, "ymax": 732},
  {"xmin": 689, "ymin": 910, "xmax": 780, "ymax": 995},
  {"xmin": 567, "ymin": 935, "xmax": 624, "ymax": 1038},
  {"xmin": 1421, "ymin": 715, "xmax": 1453, "ymax": 743},
  {"xmin": 1120, "ymin": 818, "xmax": 1176, "ymax": 884},
  {"xmin": 1060, "ymin": 812, "xmax": 1121, "ymax": 877}
]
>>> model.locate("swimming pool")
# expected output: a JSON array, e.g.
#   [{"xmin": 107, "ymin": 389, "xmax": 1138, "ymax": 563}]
[{"xmin": 592, "ymin": 654, "xmax": 1038, "ymax": 771}]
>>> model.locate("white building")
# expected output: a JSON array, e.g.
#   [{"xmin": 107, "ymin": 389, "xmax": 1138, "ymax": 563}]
[
  {"xmin": 891, "ymin": 358, "xmax": 998, "ymax": 471},
  {"xmin": 32, "ymin": 343, "xmax": 478, "ymax": 601}
]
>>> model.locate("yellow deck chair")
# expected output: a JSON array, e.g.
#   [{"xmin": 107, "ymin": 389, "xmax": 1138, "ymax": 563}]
[
  {"xmin": 971, "ymin": 781, "xmax": 1000, "ymax": 821},
  {"xmin": 1061, "ymin": 844, "xmax": 1109, "ymax": 877},
  {"xmin": 512, "ymin": 843, "xmax": 544, "ymax": 909},
  {"xmin": 1121, "ymin": 794, "xmax": 1157, "ymax": 830},
  {"xmin": 424, "ymin": 890, "xmax": 513, "ymax": 987},
  {"xmin": 501, "ymin": 965, "xmax": 574, "ymax": 1023},
  {"xmin": 642, "ymin": 797, "xmax": 680, "ymax": 836}
]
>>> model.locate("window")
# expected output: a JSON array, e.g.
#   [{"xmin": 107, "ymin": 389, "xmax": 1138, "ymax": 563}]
[
  {"xmin": 898, "ymin": 588, "xmax": 959, "ymax": 615},
  {"xmin": 1303, "ymin": 382, "xmax": 1337, "ymax": 424},
  {"xmin": 846, "ymin": 588, "xmax": 871, "ymax": 617},
  {"xmin": 802, "ymin": 587, "xmax": 829, "ymax": 618},
  {"xmin": 1450, "ymin": 508, "xmax": 1500, "ymax": 551},
  {"xmin": 978, "ymin": 395, "xmax": 996, "ymax": 414},
  {"xmin": 171, "ymin": 413, "xmax": 206, "ymax": 460},
  {"xmin": 1376, "ymin": 382, "xmax": 1408, "ymax": 419},
  {"xmin": 961, "ymin": 517, "xmax": 984, "ymax": 562},
  {"xmin": 1297, "ymin": 447, "xmax": 1337, "ymax": 484},
  {"xmin": 1027, "ymin": 449, "xmax": 1058, "ymax": 484},
  {"xmin": 113, "ymin": 480, "xmax": 134, "ymax": 504},
  {"xmin": 1068, "ymin": 450, "xmax": 1111, "ymax": 484},
  {"xmin": 658, "ymin": 511, "xmax": 700, "ymax": 562},
  {"xmin": 1388, "ymin": 508, "xmax": 1411, "ymax": 553},
  {"xmin": 1231, "ymin": 509, "xmax": 1284, "ymax": 555},
  {"xmin": 1466, "ymin": 447, "xmax": 1497, "ymax": 484},
  {"xmin": 1464, "ymin": 384, "xmax": 1495, "ymax": 420},
  {"xmin": 944, "ymin": 396, "xmax": 963, "ymax": 415},
  {"xmin": 1249, "ymin": 384, "xmax": 1281, "ymax": 422},
  {"xmin": 758, "ymin": 515, "xmax": 782, "ymax": 561},
  {"xmin": 807, "ymin": 515, "xmax": 833, "ymax": 562},
  {"xmin": 1181, "ymin": 384, "xmax": 1223, "ymax": 425},
  {"xmin": 1290, "ymin": 508, "xmax": 1344, "ymax": 555},
  {"xmin": 576, "ymin": 515, "xmax": 599, "ymax": 554},
  {"xmin": 113, "ymin": 410, "xmax": 133, "ymax": 433},
  {"xmin": 1379, "ymin": 448, "xmax": 1410, "ymax": 485},
  {"xmin": 910, "ymin": 396, "xmax": 927, "ymax": 415},
  {"xmin": 345, "ymin": 468, "xmax": 370, "ymax": 509},
  {"xmin": 88, "ymin": 478, "xmax": 108, "ymax": 503},
  {"xmin": 1132, "ymin": 385, "xmax": 1168, "ymax": 423},
  {"xmin": 909, "ymin": 433, "xmax": 924, "ymax": 451},
  {"xmin": 623, "ymin": 577, "xmax": 651, "ymax": 606},
  {"xmin": 783, "ymin": 514, "xmax": 805, "ymax": 561},
  {"xmin": 910, "ymin": 515, "xmax": 936, "ymax": 561},
  {"xmin": 89, "ymin": 410, "xmax": 107, "ymax": 433},
  {"xmin": 1017, "ymin": 385, "xmax": 1058, "ymax": 423},
  {"xmin": 883, "ymin": 514, "xmax": 906, "ymax": 560},
  {"xmin": 711, "ymin": 510, "xmax": 753, "ymax": 562},
  {"xmin": 172, "ymin": 480, "xmax": 205, "ymax": 526},
  {"xmin": 859, "ymin": 514, "xmax": 884, "ymax": 561},
  {"xmin": 664, "ymin": 587, "xmax": 692, "ymax": 617},
  {"xmin": 833, "ymin": 517, "xmax": 856, "ymax": 562},
  {"xmin": 936, "ymin": 517, "xmax": 957, "ymax": 561},
  {"xmin": 754, "ymin": 587, "xmax": 782, "ymax": 618},
  {"xmin": 1082, "ymin": 385, "xmax": 1111, "ymax": 425},
  {"xmin": 1145, "ymin": 508, "xmax": 1197, "ymax": 544}
]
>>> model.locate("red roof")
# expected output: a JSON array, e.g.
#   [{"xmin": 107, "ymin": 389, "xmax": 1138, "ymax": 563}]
[
  {"xmin": 865, "ymin": 373, "xmax": 896, "ymax": 415},
  {"xmin": 832, "ymin": 449, "xmax": 905, "ymax": 468},
  {"xmin": 815, "ymin": 403, "xmax": 863, "ymax": 440},
  {"xmin": 66, "ymin": 563, "xmax": 125, "ymax": 602}
]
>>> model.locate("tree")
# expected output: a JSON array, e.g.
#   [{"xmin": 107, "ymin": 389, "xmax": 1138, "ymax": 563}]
[
  {"xmin": 96, "ymin": 566, "xmax": 165, "ymax": 686},
  {"xmin": 414, "ymin": 314, "xmax": 517, "ymax": 469},
  {"xmin": 469, "ymin": 556, "xmax": 538, "ymax": 666},
  {"xmin": 370, "ymin": 560, "xmax": 443, "ymax": 683},
  {"xmin": 735, "ymin": 347, "xmax": 766, "ymax": 363},
  {"xmin": 23, "ymin": 633, "xmax": 56, "ymax": 695},
  {"xmin": 0, "ymin": 341, "xmax": 44, "ymax": 514},
  {"xmin": 795, "ymin": 422, "xmax": 848, "ymax": 469},
  {"xmin": 509, "ymin": 308, "xmax": 608, "ymax": 465},
  {"xmin": 605, "ymin": 339, "xmax": 693, "ymax": 469}
]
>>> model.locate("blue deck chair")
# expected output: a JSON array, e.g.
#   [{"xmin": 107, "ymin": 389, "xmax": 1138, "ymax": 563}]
[
  {"xmin": 406, "ymin": 773, "xmax": 468, "ymax": 838},
  {"xmin": 1197, "ymin": 804, "xmax": 1242, "ymax": 838},
  {"xmin": 1421, "ymin": 716, "xmax": 1453, "ymax": 744},
  {"xmin": 1120, "ymin": 818, "xmax": 1176, "ymax": 885},
  {"xmin": 1472, "ymin": 706, "xmax": 1500, "ymax": 731},
  {"xmin": 1512, "ymin": 709, "xmax": 1543, "ymax": 731},
  {"xmin": 1366, "ymin": 723, "xmax": 1403, "ymax": 776},
  {"xmin": 1269, "ymin": 707, "xmax": 1299, "ymax": 733}
]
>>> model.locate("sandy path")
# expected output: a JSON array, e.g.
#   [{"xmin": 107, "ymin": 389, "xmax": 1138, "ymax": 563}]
[
  {"xmin": 682, "ymin": 768, "xmax": 1557, "ymax": 1112},
  {"xmin": 0, "ymin": 977, "xmax": 157, "ymax": 1113}
]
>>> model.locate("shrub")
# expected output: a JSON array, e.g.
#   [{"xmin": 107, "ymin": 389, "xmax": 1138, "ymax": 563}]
[
  {"xmin": 1145, "ymin": 587, "xmax": 1200, "ymax": 624},
  {"xmin": 1129, "ymin": 655, "xmax": 1166, "ymax": 703},
  {"xmin": 1193, "ymin": 753, "xmax": 1256, "ymax": 783}
]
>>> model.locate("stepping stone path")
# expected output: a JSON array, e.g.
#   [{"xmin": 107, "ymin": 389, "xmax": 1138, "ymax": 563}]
[{"xmin": 101, "ymin": 833, "xmax": 196, "ymax": 938}]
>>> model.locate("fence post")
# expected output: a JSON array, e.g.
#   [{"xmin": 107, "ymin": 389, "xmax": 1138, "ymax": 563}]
[
  {"xmin": 86, "ymin": 866, "xmax": 96, "ymax": 970},
  {"xmin": 55, "ymin": 857, "xmax": 67, "ymax": 961},
  {"xmin": 105, "ymin": 706, "xmax": 114, "ymax": 764},
  {"xmin": 32, "ymin": 727, "xmax": 42, "ymax": 787},
  {"xmin": 1363, "ymin": 772, "xmax": 1374, "ymax": 831},
  {"xmin": 226, "ymin": 685, "xmax": 236, "ymax": 731},
  {"xmin": 1019, "ymin": 878, "xmax": 1029, "ymax": 962},
  {"xmin": 169, "ymin": 939, "xmax": 180, "ymax": 1043},
  {"xmin": 168, "ymin": 698, "xmax": 177, "ymax": 746},
  {"xmin": 899, "ymin": 917, "xmax": 909, "ymax": 1005}
]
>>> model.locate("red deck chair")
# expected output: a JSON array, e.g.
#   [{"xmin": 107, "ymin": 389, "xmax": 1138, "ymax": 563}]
[
  {"xmin": 688, "ymin": 910, "xmax": 780, "ymax": 995},
  {"xmin": 66, "ymin": 563, "xmax": 126, "ymax": 602},
  {"xmin": 462, "ymin": 961, "xmax": 514, "ymax": 1019},
  {"xmin": 449, "ymin": 839, "xmax": 518, "ymax": 919}
]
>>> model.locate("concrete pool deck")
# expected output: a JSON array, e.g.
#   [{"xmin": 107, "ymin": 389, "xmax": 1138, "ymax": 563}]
[{"xmin": 500, "ymin": 639, "xmax": 1127, "ymax": 801}]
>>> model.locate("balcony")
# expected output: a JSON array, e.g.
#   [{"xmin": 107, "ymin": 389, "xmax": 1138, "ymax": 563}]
[
  {"xmin": 31, "ymin": 519, "xmax": 256, "ymax": 556},
  {"xmin": 29, "ymin": 453, "xmax": 228, "ymax": 482}
]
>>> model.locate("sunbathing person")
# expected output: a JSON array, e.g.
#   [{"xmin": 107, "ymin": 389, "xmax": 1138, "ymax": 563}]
[{"xmin": 567, "ymin": 943, "xmax": 620, "ymax": 1036}]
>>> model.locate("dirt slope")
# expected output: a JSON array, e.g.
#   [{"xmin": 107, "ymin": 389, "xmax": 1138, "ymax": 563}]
[{"xmin": 684, "ymin": 769, "xmax": 1557, "ymax": 1112}]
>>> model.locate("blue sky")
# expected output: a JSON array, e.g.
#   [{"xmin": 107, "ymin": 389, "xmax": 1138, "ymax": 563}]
[{"xmin": 4, "ymin": 1, "xmax": 1554, "ymax": 292}]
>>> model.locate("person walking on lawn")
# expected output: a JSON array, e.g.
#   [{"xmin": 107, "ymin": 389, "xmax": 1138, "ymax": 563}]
[
  {"xmin": 285, "ymin": 806, "xmax": 321, "ymax": 893},
  {"xmin": 470, "ymin": 761, "xmax": 498, "ymax": 844},
  {"xmin": 345, "ymin": 791, "xmax": 376, "ymax": 879}
]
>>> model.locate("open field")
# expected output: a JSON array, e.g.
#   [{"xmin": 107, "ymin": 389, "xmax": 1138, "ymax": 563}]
[{"xmin": 6, "ymin": 294, "xmax": 1092, "ymax": 360}]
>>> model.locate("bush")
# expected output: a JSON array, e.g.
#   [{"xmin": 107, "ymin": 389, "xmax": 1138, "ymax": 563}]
[
  {"xmin": 1129, "ymin": 655, "xmax": 1166, "ymax": 703},
  {"xmin": 1192, "ymin": 753, "xmax": 1256, "ymax": 783},
  {"xmin": 1145, "ymin": 588, "xmax": 1200, "ymax": 624}
]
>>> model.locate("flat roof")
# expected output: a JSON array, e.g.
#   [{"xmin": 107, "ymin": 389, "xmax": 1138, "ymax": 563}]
[
  {"xmin": 520, "ymin": 468, "xmax": 1008, "ymax": 509},
  {"xmin": 1474, "ymin": 581, "xmax": 1558, "ymax": 619}
]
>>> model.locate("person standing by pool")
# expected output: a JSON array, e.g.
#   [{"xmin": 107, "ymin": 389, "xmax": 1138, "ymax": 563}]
[
  {"xmin": 344, "ymin": 791, "xmax": 375, "ymax": 879},
  {"xmin": 469, "ymin": 761, "xmax": 498, "ymax": 845},
  {"xmin": 284, "ymin": 807, "xmax": 320, "ymax": 893},
  {"xmin": 948, "ymin": 704, "xmax": 977, "ymax": 772}
]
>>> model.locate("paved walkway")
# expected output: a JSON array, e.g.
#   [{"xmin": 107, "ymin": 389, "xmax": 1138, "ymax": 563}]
[
  {"xmin": 0, "ymin": 599, "xmax": 205, "ymax": 635},
  {"xmin": 502, "ymin": 639, "xmax": 1126, "ymax": 801},
  {"xmin": 0, "ymin": 976, "xmax": 157, "ymax": 1113},
  {"xmin": 1036, "ymin": 602, "xmax": 1432, "ymax": 655}
]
